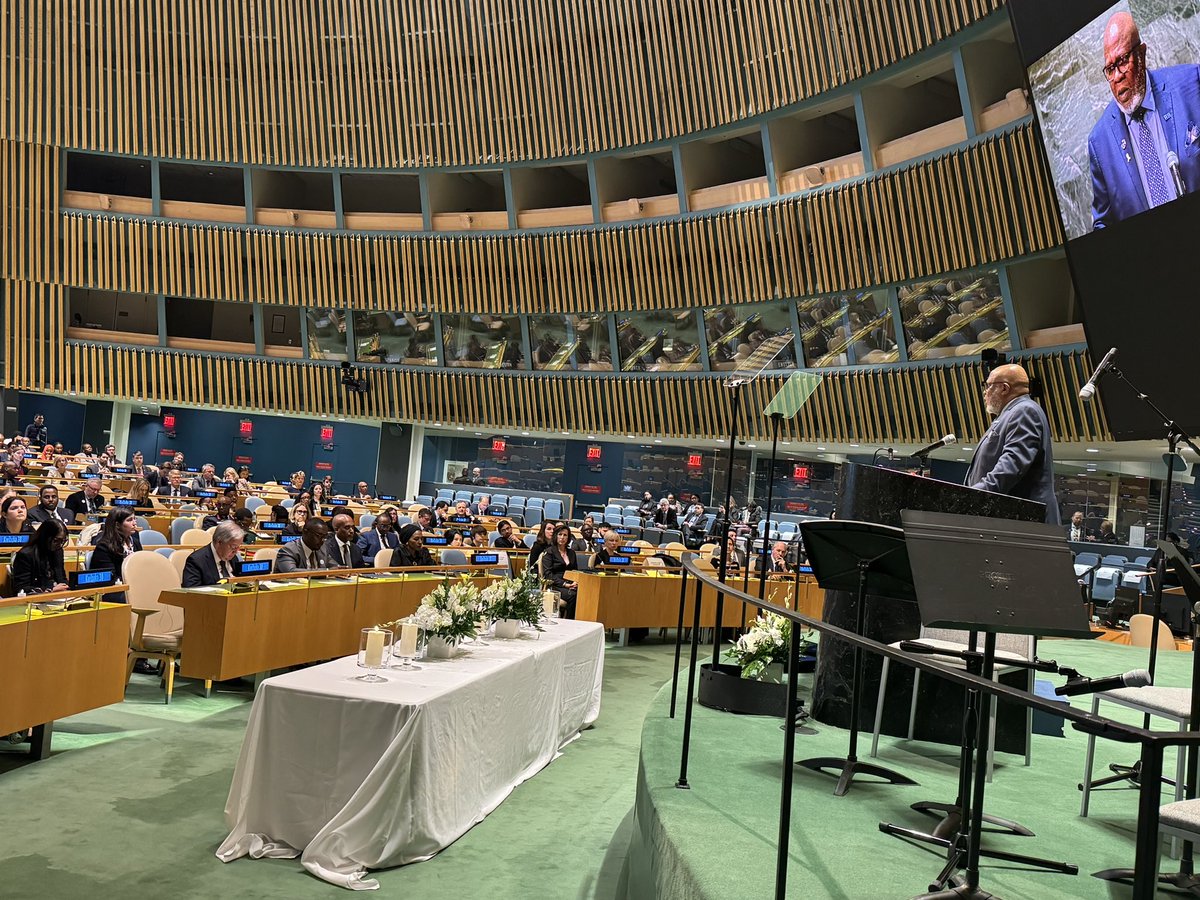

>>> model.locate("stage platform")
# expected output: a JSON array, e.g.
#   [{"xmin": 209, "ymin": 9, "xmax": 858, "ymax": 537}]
[{"xmin": 622, "ymin": 636, "xmax": 1194, "ymax": 899}]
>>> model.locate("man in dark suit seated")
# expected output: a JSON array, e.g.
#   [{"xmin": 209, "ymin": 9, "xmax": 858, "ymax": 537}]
[
  {"xmin": 274, "ymin": 519, "xmax": 335, "ymax": 573},
  {"xmin": 1096, "ymin": 519, "xmax": 1120, "ymax": 544},
  {"xmin": 493, "ymin": 519, "xmax": 519, "ymax": 549},
  {"xmin": 1066, "ymin": 511, "xmax": 1095, "ymax": 543},
  {"xmin": 652, "ymin": 499, "xmax": 678, "ymax": 528},
  {"xmin": 357, "ymin": 510, "xmax": 400, "ymax": 563},
  {"xmin": 766, "ymin": 540, "xmax": 792, "ymax": 574},
  {"xmin": 64, "ymin": 477, "xmax": 105, "ymax": 523},
  {"xmin": 155, "ymin": 469, "xmax": 191, "ymax": 499},
  {"xmin": 202, "ymin": 498, "xmax": 235, "ymax": 531},
  {"xmin": 1088, "ymin": 12, "xmax": 1200, "ymax": 230},
  {"xmin": 965, "ymin": 364, "xmax": 1060, "ymax": 525},
  {"xmin": 27, "ymin": 485, "xmax": 73, "ymax": 528},
  {"xmin": 324, "ymin": 511, "xmax": 366, "ymax": 569},
  {"xmin": 129, "ymin": 450, "xmax": 159, "ymax": 489},
  {"xmin": 182, "ymin": 521, "xmax": 246, "ymax": 588}
]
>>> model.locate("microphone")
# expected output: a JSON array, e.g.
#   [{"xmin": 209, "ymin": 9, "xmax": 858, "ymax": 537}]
[
  {"xmin": 1054, "ymin": 668, "xmax": 1151, "ymax": 697},
  {"xmin": 912, "ymin": 434, "xmax": 957, "ymax": 458},
  {"xmin": 1078, "ymin": 347, "xmax": 1117, "ymax": 401},
  {"xmin": 1168, "ymin": 151, "xmax": 1188, "ymax": 198}
]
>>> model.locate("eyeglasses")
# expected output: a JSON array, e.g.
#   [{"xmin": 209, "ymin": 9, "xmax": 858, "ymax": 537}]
[
  {"xmin": 1102, "ymin": 45, "xmax": 1142, "ymax": 80},
  {"xmin": 983, "ymin": 380, "xmax": 1028, "ymax": 392}
]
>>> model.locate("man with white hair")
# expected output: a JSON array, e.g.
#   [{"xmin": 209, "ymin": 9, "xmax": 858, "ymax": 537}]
[{"xmin": 182, "ymin": 521, "xmax": 245, "ymax": 587}]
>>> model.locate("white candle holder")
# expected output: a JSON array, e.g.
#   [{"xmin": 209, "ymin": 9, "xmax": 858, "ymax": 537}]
[
  {"xmin": 356, "ymin": 627, "xmax": 393, "ymax": 682},
  {"xmin": 391, "ymin": 622, "xmax": 423, "ymax": 671}
]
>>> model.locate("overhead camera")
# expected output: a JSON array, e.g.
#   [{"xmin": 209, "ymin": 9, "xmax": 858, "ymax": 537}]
[{"xmin": 340, "ymin": 362, "xmax": 368, "ymax": 395}]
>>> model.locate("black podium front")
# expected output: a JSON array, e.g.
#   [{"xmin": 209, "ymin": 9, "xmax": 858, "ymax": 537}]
[{"xmin": 812, "ymin": 464, "xmax": 1045, "ymax": 744}]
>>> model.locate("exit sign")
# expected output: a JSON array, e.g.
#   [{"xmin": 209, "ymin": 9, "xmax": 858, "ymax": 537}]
[
  {"xmin": 238, "ymin": 419, "xmax": 254, "ymax": 436},
  {"xmin": 586, "ymin": 444, "xmax": 602, "ymax": 461},
  {"xmin": 492, "ymin": 438, "xmax": 506, "ymax": 453},
  {"xmin": 687, "ymin": 453, "xmax": 703, "ymax": 467},
  {"xmin": 162, "ymin": 413, "xmax": 176, "ymax": 430},
  {"xmin": 320, "ymin": 424, "xmax": 335, "ymax": 442},
  {"xmin": 793, "ymin": 464, "xmax": 811, "ymax": 481}
]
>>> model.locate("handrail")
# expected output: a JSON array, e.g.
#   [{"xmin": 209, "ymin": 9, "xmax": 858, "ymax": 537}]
[{"xmin": 678, "ymin": 554, "xmax": 1197, "ymax": 746}]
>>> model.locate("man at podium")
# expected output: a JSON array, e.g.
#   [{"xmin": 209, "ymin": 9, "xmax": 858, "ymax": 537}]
[{"xmin": 965, "ymin": 363, "xmax": 1060, "ymax": 524}]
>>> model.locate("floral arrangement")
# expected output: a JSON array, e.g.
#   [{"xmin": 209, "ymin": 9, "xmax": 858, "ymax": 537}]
[
  {"xmin": 481, "ymin": 565, "xmax": 544, "ymax": 630},
  {"xmin": 404, "ymin": 576, "xmax": 485, "ymax": 645},
  {"xmin": 728, "ymin": 612, "xmax": 791, "ymax": 681}
]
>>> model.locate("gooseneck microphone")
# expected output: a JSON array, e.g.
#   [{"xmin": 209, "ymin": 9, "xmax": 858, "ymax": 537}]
[
  {"xmin": 1078, "ymin": 347, "xmax": 1117, "ymax": 402},
  {"xmin": 1168, "ymin": 151, "xmax": 1188, "ymax": 198},
  {"xmin": 912, "ymin": 434, "xmax": 957, "ymax": 458},
  {"xmin": 1054, "ymin": 668, "xmax": 1151, "ymax": 697}
]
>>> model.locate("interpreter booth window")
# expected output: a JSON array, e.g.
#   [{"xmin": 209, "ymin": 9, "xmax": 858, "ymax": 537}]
[
  {"xmin": 753, "ymin": 458, "xmax": 838, "ymax": 518},
  {"xmin": 441, "ymin": 313, "xmax": 525, "ymax": 369},
  {"xmin": 68, "ymin": 288, "xmax": 158, "ymax": 339},
  {"xmin": 798, "ymin": 290, "xmax": 898, "ymax": 367},
  {"xmin": 616, "ymin": 310, "xmax": 702, "ymax": 372},
  {"xmin": 306, "ymin": 308, "xmax": 348, "ymax": 361},
  {"xmin": 703, "ymin": 303, "xmax": 796, "ymax": 371},
  {"xmin": 476, "ymin": 437, "xmax": 566, "ymax": 493},
  {"xmin": 899, "ymin": 270, "xmax": 1010, "ymax": 362},
  {"xmin": 352, "ymin": 309, "xmax": 438, "ymax": 366},
  {"xmin": 1055, "ymin": 471, "xmax": 1113, "ymax": 535},
  {"xmin": 529, "ymin": 314, "xmax": 613, "ymax": 371},
  {"xmin": 622, "ymin": 447, "xmax": 713, "ymax": 505}
]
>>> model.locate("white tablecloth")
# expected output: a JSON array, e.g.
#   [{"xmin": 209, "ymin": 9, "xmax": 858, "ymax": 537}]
[{"xmin": 216, "ymin": 620, "xmax": 605, "ymax": 889}]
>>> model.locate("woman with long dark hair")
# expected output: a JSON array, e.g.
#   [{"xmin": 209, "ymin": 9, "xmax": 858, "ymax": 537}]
[
  {"xmin": 0, "ymin": 494, "xmax": 34, "ymax": 535},
  {"xmin": 9, "ymin": 519, "xmax": 68, "ymax": 595},
  {"xmin": 540, "ymin": 522, "xmax": 578, "ymax": 618},
  {"xmin": 527, "ymin": 519, "xmax": 556, "ymax": 569},
  {"xmin": 88, "ymin": 508, "xmax": 143, "ymax": 601}
]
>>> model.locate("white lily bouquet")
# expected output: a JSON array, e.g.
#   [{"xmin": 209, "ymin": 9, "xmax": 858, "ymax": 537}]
[
  {"xmin": 481, "ymin": 565, "xmax": 544, "ymax": 630},
  {"xmin": 408, "ymin": 576, "xmax": 485, "ymax": 645},
  {"xmin": 728, "ymin": 612, "xmax": 791, "ymax": 681}
]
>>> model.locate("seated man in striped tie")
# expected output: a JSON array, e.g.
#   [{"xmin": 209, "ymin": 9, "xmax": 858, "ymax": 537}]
[{"xmin": 182, "ymin": 521, "xmax": 246, "ymax": 587}]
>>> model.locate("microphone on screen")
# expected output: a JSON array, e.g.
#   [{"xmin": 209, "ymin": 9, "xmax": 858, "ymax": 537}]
[
  {"xmin": 1078, "ymin": 347, "xmax": 1117, "ymax": 402},
  {"xmin": 912, "ymin": 434, "xmax": 957, "ymax": 458},
  {"xmin": 1054, "ymin": 668, "xmax": 1151, "ymax": 697},
  {"xmin": 1168, "ymin": 151, "xmax": 1188, "ymax": 198}
]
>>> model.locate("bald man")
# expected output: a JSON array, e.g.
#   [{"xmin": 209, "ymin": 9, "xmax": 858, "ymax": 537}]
[
  {"xmin": 965, "ymin": 364, "xmax": 1060, "ymax": 524},
  {"xmin": 1088, "ymin": 11, "xmax": 1200, "ymax": 230}
]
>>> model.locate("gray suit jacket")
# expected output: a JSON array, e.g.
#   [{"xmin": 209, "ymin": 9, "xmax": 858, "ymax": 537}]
[
  {"xmin": 273, "ymin": 540, "xmax": 338, "ymax": 574},
  {"xmin": 965, "ymin": 395, "xmax": 1060, "ymax": 525}
]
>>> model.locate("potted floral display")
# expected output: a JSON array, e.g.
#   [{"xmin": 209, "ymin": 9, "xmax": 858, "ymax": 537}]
[
  {"xmin": 728, "ymin": 613, "xmax": 791, "ymax": 682},
  {"xmin": 407, "ymin": 576, "xmax": 485, "ymax": 658},
  {"xmin": 481, "ymin": 565, "xmax": 545, "ymax": 638}
]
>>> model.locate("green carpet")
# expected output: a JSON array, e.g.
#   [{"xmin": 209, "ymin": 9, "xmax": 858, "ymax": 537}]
[
  {"xmin": 628, "ymin": 637, "xmax": 1196, "ymax": 900},
  {"xmin": 0, "ymin": 639, "xmax": 684, "ymax": 899}
]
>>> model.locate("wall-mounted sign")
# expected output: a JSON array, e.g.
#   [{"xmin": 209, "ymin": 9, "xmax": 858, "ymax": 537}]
[{"xmin": 586, "ymin": 445, "xmax": 602, "ymax": 461}]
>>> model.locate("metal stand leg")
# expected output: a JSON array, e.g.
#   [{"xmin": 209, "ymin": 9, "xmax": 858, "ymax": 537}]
[{"xmin": 28, "ymin": 722, "xmax": 53, "ymax": 760}]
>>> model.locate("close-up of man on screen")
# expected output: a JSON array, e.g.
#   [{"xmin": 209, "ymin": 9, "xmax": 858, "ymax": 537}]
[{"xmin": 1088, "ymin": 10, "xmax": 1200, "ymax": 230}]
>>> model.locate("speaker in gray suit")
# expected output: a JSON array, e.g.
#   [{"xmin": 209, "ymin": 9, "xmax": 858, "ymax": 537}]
[{"xmin": 965, "ymin": 363, "xmax": 1060, "ymax": 525}]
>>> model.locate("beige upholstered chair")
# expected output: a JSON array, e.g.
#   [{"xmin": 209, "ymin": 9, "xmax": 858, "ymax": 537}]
[
  {"xmin": 1130, "ymin": 614, "xmax": 1176, "ymax": 650},
  {"xmin": 123, "ymin": 550, "xmax": 187, "ymax": 703},
  {"xmin": 180, "ymin": 528, "xmax": 211, "ymax": 546},
  {"xmin": 374, "ymin": 548, "xmax": 394, "ymax": 569},
  {"xmin": 169, "ymin": 548, "xmax": 192, "ymax": 579},
  {"xmin": 252, "ymin": 547, "xmax": 279, "ymax": 564}
]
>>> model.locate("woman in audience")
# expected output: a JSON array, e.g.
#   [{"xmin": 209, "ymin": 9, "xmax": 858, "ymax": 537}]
[
  {"xmin": 444, "ymin": 528, "xmax": 464, "ymax": 548},
  {"xmin": 389, "ymin": 523, "xmax": 434, "ymax": 568},
  {"xmin": 540, "ymin": 523, "xmax": 578, "ymax": 618},
  {"xmin": 236, "ymin": 466, "xmax": 253, "ymax": 492},
  {"xmin": 88, "ymin": 508, "xmax": 143, "ymax": 600},
  {"xmin": 528, "ymin": 519, "xmax": 555, "ymax": 569},
  {"xmin": 222, "ymin": 467, "xmax": 239, "ymax": 486},
  {"xmin": 0, "ymin": 495, "xmax": 34, "ymax": 535},
  {"xmin": 125, "ymin": 478, "xmax": 155, "ymax": 511},
  {"xmin": 9, "ymin": 518, "xmax": 68, "ymax": 595},
  {"xmin": 638, "ymin": 491, "xmax": 657, "ymax": 520},
  {"xmin": 283, "ymin": 503, "xmax": 309, "ymax": 536},
  {"xmin": 294, "ymin": 490, "xmax": 315, "ymax": 516},
  {"xmin": 286, "ymin": 471, "xmax": 306, "ymax": 495},
  {"xmin": 310, "ymin": 482, "xmax": 326, "ymax": 509}
]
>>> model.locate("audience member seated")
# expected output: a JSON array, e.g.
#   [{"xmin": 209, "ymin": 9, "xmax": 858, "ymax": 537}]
[
  {"xmin": 732, "ymin": 498, "xmax": 761, "ymax": 538},
  {"xmin": 0, "ymin": 461, "xmax": 25, "ymax": 486},
  {"xmin": 274, "ymin": 519, "xmax": 335, "ymax": 572},
  {"xmin": 282, "ymin": 503, "xmax": 309, "ymax": 536},
  {"xmin": 126, "ymin": 478, "xmax": 156, "ymax": 511},
  {"xmin": 713, "ymin": 534, "xmax": 744, "ymax": 573},
  {"xmin": 528, "ymin": 520, "xmax": 555, "ymax": 569},
  {"xmin": 389, "ymin": 523, "xmax": 435, "ymax": 567},
  {"xmin": 286, "ymin": 470, "xmax": 306, "ymax": 496},
  {"xmin": 129, "ymin": 451, "xmax": 158, "ymax": 488},
  {"xmin": 493, "ymin": 519, "xmax": 519, "ymax": 549},
  {"xmin": 541, "ymin": 523, "xmax": 578, "ymax": 618},
  {"xmin": 638, "ymin": 491, "xmax": 656, "ymax": 520},
  {"xmin": 49, "ymin": 456, "xmax": 74, "ymax": 480},
  {"xmin": 358, "ymin": 510, "xmax": 400, "ymax": 559},
  {"xmin": 155, "ymin": 469, "xmax": 191, "ymax": 499},
  {"xmin": 443, "ymin": 528, "xmax": 465, "ymax": 548},
  {"xmin": 681, "ymin": 503, "xmax": 707, "ymax": 546},
  {"xmin": 474, "ymin": 495, "xmax": 492, "ymax": 517},
  {"xmin": 592, "ymin": 530, "xmax": 624, "ymax": 567},
  {"xmin": 324, "ymin": 511, "xmax": 366, "ymax": 568},
  {"xmin": 448, "ymin": 500, "xmax": 478, "ymax": 524},
  {"xmin": 310, "ymin": 482, "xmax": 327, "ymax": 509},
  {"xmin": 202, "ymin": 498, "xmax": 235, "ymax": 531},
  {"xmin": 468, "ymin": 525, "xmax": 489, "ymax": 548},
  {"xmin": 1096, "ymin": 519, "xmax": 1119, "ymax": 544},
  {"xmin": 27, "ymin": 485, "xmax": 72, "ymax": 528},
  {"xmin": 182, "ymin": 521, "xmax": 246, "ymax": 587},
  {"xmin": 64, "ymin": 477, "xmax": 106, "ymax": 523},
  {"xmin": 433, "ymin": 500, "xmax": 451, "ymax": 526},
  {"xmin": 766, "ymin": 540, "xmax": 791, "ymax": 573},
  {"xmin": 652, "ymin": 498, "xmax": 678, "ymax": 528},
  {"xmin": 235, "ymin": 466, "xmax": 253, "ymax": 491},
  {"xmin": 571, "ymin": 523, "xmax": 595, "ymax": 552},
  {"xmin": 269, "ymin": 504, "xmax": 289, "ymax": 527},
  {"xmin": 232, "ymin": 507, "xmax": 258, "ymax": 542},
  {"xmin": 415, "ymin": 507, "xmax": 436, "ymax": 533},
  {"xmin": 1066, "ymin": 510, "xmax": 1094, "ymax": 543},
  {"xmin": 88, "ymin": 508, "xmax": 144, "ymax": 601},
  {"xmin": 9, "ymin": 519, "xmax": 68, "ymax": 595},
  {"xmin": 352, "ymin": 481, "xmax": 373, "ymax": 501},
  {"xmin": 0, "ymin": 495, "xmax": 34, "ymax": 535}
]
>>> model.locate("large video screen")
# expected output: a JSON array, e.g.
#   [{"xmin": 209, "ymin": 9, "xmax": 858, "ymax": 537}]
[{"xmin": 1011, "ymin": 0, "xmax": 1200, "ymax": 440}]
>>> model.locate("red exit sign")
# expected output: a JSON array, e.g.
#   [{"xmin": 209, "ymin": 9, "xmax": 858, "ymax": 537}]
[
  {"xmin": 492, "ymin": 438, "xmax": 506, "ymax": 453},
  {"xmin": 586, "ymin": 445, "xmax": 602, "ymax": 461},
  {"xmin": 320, "ymin": 425, "xmax": 335, "ymax": 442},
  {"xmin": 793, "ymin": 464, "xmax": 811, "ymax": 480},
  {"xmin": 687, "ymin": 453, "xmax": 703, "ymax": 467},
  {"xmin": 238, "ymin": 419, "xmax": 254, "ymax": 436},
  {"xmin": 162, "ymin": 413, "xmax": 176, "ymax": 430}
]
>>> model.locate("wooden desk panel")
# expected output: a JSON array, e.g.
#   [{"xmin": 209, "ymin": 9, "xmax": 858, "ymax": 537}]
[
  {"xmin": 160, "ymin": 574, "xmax": 494, "ymax": 682},
  {"xmin": 0, "ymin": 604, "xmax": 128, "ymax": 735},
  {"xmin": 574, "ymin": 572, "xmax": 753, "ymax": 629}
]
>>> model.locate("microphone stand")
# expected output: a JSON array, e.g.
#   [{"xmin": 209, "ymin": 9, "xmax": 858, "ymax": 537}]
[{"xmin": 1082, "ymin": 364, "xmax": 1200, "ymax": 796}]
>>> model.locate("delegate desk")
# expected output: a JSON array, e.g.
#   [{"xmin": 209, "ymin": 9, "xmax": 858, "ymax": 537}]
[
  {"xmin": 216, "ymin": 619, "xmax": 604, "ymax": 888},
  {"xmin": 574, "ymin": 569, "xmax": 766, "ymax": 629},
  {"xmin": 0, "ymin": 587, "xmax": 129, "ymax": 758},
  {"xmin": 159, "ymin": 567, "xmax": 500, "ymax": 684}
]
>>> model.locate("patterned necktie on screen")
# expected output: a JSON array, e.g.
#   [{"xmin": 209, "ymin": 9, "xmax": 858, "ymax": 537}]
[{"xmin": 1134, "ymin": 108, "xmax": 1171, "ymax": 207}]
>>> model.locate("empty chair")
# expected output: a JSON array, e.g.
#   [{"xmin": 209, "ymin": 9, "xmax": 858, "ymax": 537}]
[
  {"xmin": 661, "ymin": 542, "xmax": 687, "ymax": 555},
  {"xmin": 170, "ymin": 517, "xmax": 193, "ymax": 544},
  {"xmin": 134, "ymin": 516, "xmax": 151, "ymax": 531},
  {"xmin": 394, "ymin": 515, "xmax": 412, "ymax": 527},
  {"xmin": 623, "ymin": 505, "xmax": 640, "ymax": 518},
  {"xmin": 180, "ymin": 528, "xmax": 211, "ymax": 547},
  {"xmin": 622, "ymin": 515, "xmax": 642, "ymax": 529},
  {"xmin": 1130, "ymin": 613, "xmax": 1177, "ymax": 650},
  {"xmin": 252, "ymin": 547, "xmax": 280, "ymax": 564},
  {"xmin": 359, "ymin": 513, "xmax": 376, "ymax": 529},
  {"xmin": 1101, "ymin": 554, "xmax": 1129, "ymax": 569},
  {"xmin": 1133, "ymin": 555, "xmax": 1154, "ymax": 568},
  {"xmin": 441, "ymin": 548, "xmax": 468, "ymax": 567},
  {"xmin": 701, "ymin": 513, "xmax": 716, "ymax": 535},
  {"xmin": 1122, "ymin": 569, "xmax": 1150, "ymax": 592},
  {"xmin": 526, "ymin": 497, "xmax": 544, "ymax": 510},
  {"xmin": 604, "ymin": 504, "xmax": 622, "ymax": 521},
  {"xmin": 490, "ymin": 503, "xmax": 507, "ymax": 515},
  {"xmin": 169, "ymin": 549, "xmax": 192, "ymax": 580},
  {"xmin": 154, "ymin": 547, "xmax": 175, "ymax": 560},
  {"xmin": 778, "ymin": 522, "xmax": 797, "ymax": 539},
  {"xmin": 660, "ymin": 529, "xmax": 683, "ymax": 546},
  {"xmin": 436, "ymin": 489, "xmax": 454, "ymax": 501},
  {"xmin": 544, "ymin": 499, "xmax": 563, "ymax": 520},
  {"xmin": 642, "ymin": 527, "xmax": 663, "ymax": 546},
  {"xmin": 523, "ymin": 533, "xmax": 537, "ymax": 548},
  {"xmin": 645, "ymin": 556, "xmax": 666, "ymax": 569},
  {"xmin": 454, "ymin": 490, "xmax": 473, "ymax": 503},
  {"xmin": 415, "ymin": 494, "xmax": 434, "ymax": 507},
  {"xmin": 138, "ymin": 530, "xmax": 167, "ymax": 547},
  {"xmin": 374, "ymin": 549, "xmax": 394, "ymax": 568},
  {"xmin": 280, "ymin": 498, "xmax": 294, "ymax": 509},
  {"xmin": 123, "ymin": 550, "xmax": 186, "ymax": 703},
  {"xmin": 1091, "ymin": 566, "xmax": 1123, "ymax": 603},
  {"xmin": 1073, "ymin": 551, "xmax": 1101, "ymax": 578},
  {"xmin": 524, "ymin": 507, "xmax": 543, "ymax": 527},
  {"xmin": 491, "ymin": 494, "xmax": 509, "ymax": 507},
  {"xmin": 509, "ymin": 496, "xmax": 527, "ymax": 509},
  {"xmin": 243, "ymin": 496, "xmax": 265, "ymax": 513}
]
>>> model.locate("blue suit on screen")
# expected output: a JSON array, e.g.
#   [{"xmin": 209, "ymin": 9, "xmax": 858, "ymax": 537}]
[
  {"xmin": 965, "ymin": 395, "xmax": 1060, "ymax": 525},
  {"xmin": 1089, "ymin": 65, "xmax": 1200, "ymax": 230}
]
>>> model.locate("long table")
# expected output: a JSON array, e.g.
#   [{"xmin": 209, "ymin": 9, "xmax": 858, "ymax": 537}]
[
  {"xmin": 216, "ymin": 618, "xmax": 604, "ymax": 889},
  {"xmin": 0, "ymin": 591, "xmax": 129, "ymax": 757},
  {"xmin": 159, "ymin": 572, "xmax": 499, "ymax": 683},
  {"xmin": 571, "ymin": 570, "xmax": 824, "ymax": 629}
]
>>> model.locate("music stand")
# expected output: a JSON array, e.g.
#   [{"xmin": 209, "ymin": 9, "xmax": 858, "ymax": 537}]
[
  {"xmin": 796, "ymin": 520, "xmax": 919, "ymax": 796},
  {"xmin": 899, "ymin": 511, "xmax": 1092, "ymax": 899}
]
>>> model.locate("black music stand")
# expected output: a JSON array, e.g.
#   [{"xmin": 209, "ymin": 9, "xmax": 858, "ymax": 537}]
[
  {"xmin": 796, "ymin": 520, "xmax": 919, "ymax": 796},
  {"xmin": 898, "ymin": 511, "xmax": 1093, "ymax": 899}
]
